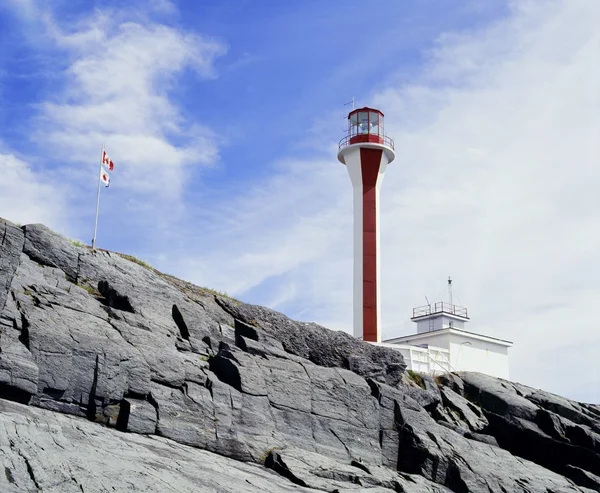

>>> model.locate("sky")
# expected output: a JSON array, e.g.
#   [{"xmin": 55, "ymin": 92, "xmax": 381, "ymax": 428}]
[{"xmin": 0, "ymin": 0, "xmax": 598, "ymax": 403}]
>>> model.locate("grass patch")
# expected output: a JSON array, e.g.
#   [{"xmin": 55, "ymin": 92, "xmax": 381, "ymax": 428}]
[
  {"xmin": 79, "ymin": 284, "xmax": 101, "ymax": 297},
  {"xmin": 69, "ymin": 238, "xmax": 87, "ymax": 248},
  {"xmin": 407, "ymin": 370, "xmax": 426, "ymax": 389},
  {"xmin": 202, "ymin": 287, "xmax": 232, "ymax": 298},
  {"xmin": 118, "ymin": 253, "xmax": 153, "ymax": 270},
  {"xmin": 433, "ymin": 375, "xmax": 445, "ymax": 386}
]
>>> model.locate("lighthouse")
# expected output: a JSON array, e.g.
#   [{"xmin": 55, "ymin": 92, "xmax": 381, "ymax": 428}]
[{"xmin": 337, "ymin": 107, "xmax": 395, "ymax": 343}]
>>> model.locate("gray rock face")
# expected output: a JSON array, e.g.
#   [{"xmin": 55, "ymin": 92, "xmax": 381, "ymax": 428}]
[
  {"xmin": 22, "ymin": 223, "xmax": 82, "ymax": 282},
  {"xmin": 0, "ymin": 398, "xmax": 320, "ymax": 493},
  {"xmin": 457, "ymin": 372, "xmax": 600, "ymax": 487},
  {"xmin": 0, "ymin": 219, "xmax": 25, "ymax": 313},
  {"xmin": 218, "ymin": 300, "xmax": 407, "ymax": 387},
  {"xmin": 265, "ymin": 447, "xmax": 453, "ymax": 492},
  {"xmin": 0, "ymin": 217, "xmax": 599, "ymax": 492}
]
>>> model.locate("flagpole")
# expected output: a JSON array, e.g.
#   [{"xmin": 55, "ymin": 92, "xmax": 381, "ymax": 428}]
[{"xmin": 92, "ymin": 144, "xmax": 104, "ymax": 250}]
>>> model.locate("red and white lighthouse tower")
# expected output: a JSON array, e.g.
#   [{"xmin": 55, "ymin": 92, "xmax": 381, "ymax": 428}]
[{"xmin": 337, "ymin": 107, "xmax": 395, "ymax": 343}]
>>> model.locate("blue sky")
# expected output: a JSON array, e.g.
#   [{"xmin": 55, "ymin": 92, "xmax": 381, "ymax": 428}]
[{"xmin": 1, "ymin": 0, "xmax": 599, "ymax": 402}]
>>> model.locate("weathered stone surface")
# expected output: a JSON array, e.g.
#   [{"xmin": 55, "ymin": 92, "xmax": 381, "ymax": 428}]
[
  {"xmin": 0, "ymin": 398, "xmax": 320, "ymax": 493},
  {"xmin": 438, "ymin": 386, "xmax": 488, "ymax": 432},
  {"xmin": 218, "ymin": 298, "xmax": 407, "ymax": 386},
  {"xmin": 265, "ymin": 447, "xmax": 453, "ymax": 492},
  {"xmin": 397, "ymin": 405, "xmax": 595, "ymax": 492},
  {"xmin": 452, "ymin": 372, "xmax": 600, "ymax": 488},
  {"xmin": 22, "ymin": 223, "xmax": 82, "ymax": 282},
  {"xmin": 1, "ymin": 220, "xmax": 599, "ymax": 492},
  {"xmin": 123, "ymin": 397, "xmax": 157, "ymax": 434},
  {"xmin": 0, "ymin": 219, "xmax": 24, "ymax": 313}
]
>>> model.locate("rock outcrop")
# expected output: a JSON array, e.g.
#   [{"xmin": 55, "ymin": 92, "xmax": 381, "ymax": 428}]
[{"xmin": 0, "ymin": 217, "xmax": 599, "ymax": 492}]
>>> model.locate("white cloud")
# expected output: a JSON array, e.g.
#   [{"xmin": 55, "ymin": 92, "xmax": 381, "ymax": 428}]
[
  {"xmin": 165, "ymin": 156, "xmax": 350, "ymax": 296},
  {"xmin": 0, "ymin": 151, "xmax": 67, "ymax": 230},
  {"xmin": 167, "ymin": 0, "xmax": 600, "ymax": 401},
  {"xmin": 36, "ymin": 12, "xmax": 226, "ymax": 198},
  {"xmin": 146, "ymin": 0, "xmax": 177, "ymax": 15}
]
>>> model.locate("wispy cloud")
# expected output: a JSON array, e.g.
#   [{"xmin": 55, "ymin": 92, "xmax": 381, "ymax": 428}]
[
  {"xmin": 36, "ymin": 8, "xmax": 226, "ymax": 198},
  {"xmin": 0, "ymin": 149, "xmax": 67, "ymax": 230}
]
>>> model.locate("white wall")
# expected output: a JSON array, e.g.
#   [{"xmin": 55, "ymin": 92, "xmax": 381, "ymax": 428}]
[
  {"xmin": 416, "ymin": 316, "xmax": 465, "ymax": 333},
  {"xmin": 448, "ymin": 334, "xmax": 510, "ymax": 379},
  {"xmin": 391, "ymin": 331, "xmax": 450, "ymax": 350}
]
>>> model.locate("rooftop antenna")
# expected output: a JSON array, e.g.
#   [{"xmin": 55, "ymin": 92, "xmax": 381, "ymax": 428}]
[
  {"xmin": 448, "ymin": 277, "xmax": 453, "ymax": 306},
  {"xmin": 342, "ymin": 97, "xmax": 356, "ymax": 131}
]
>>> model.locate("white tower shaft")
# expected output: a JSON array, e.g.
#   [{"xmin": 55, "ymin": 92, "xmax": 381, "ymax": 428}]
[{"xmin": 344, "ymin": 145, "xmax": 391, "ymax": 342}]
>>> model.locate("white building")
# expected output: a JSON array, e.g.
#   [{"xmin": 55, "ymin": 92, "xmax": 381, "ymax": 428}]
[{"xmin": 378, "ymin": 284, "xmax": 513, "ymax": 379}]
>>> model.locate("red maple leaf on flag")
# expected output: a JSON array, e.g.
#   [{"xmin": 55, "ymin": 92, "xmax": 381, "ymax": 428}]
[
  {"xmin": 100, "ymin": 169, "xmax": 110, "ymax": 187},
  {"xmin": 102, "ymin": 150, "xmax": 114, "ymax": 171}
]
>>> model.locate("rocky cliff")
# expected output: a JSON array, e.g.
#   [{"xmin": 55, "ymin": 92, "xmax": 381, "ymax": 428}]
[{"xmin": 1, "ymin": 217, "xmax": 599, "ymax": 492}]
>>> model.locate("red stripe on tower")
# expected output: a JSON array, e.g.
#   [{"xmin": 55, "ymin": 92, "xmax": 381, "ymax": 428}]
[{"xmin": 360, "ymin": 148, "xmax": 382, "ymax": 342}]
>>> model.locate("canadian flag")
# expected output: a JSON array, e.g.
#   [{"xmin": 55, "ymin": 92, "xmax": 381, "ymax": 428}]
[
  {"xmin": 101, "ymin": 150, "xmax": 114, "ymax": 171},
  {"xmin": 100, "ymin": 169, "xmax": 110, "ymax": 187}
]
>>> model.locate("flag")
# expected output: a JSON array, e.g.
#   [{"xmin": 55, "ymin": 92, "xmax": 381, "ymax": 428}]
[
  {"xmin": 100, "ymin": 169, "xmax": 110, "ymax": 187},
  {"xmin": 101, "ymin": 150, "xmax": 114, "ymax": 171}
]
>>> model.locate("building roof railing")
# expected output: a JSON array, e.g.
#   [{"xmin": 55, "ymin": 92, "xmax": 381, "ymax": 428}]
[{"xmin": 412, "ymin": 302, "xmax": 469, "ymax": 319}]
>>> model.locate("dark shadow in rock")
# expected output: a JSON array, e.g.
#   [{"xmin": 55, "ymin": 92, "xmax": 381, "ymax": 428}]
[
  {"xmin": 97, "ymin": 280, "xmax": 134, "ymax": 313},
  {"xmin": 264, "ymin": 451, "xmax": 308, "ymax": 487},
  {"xmin": 172, "ymin": 304, "xmax": 190, "ymax": 341},
  {"xmin": 42, "ymin": 387, "xmax": 65, "ymax": 400},
  {"xmin": 396, "ymin": 418, "xmax": 430, "ymax": 476},
  {"xmin": 564, "ymin": 465, "xmax": 600, "ymax": 490},
  {"xmin": 4, "ymin": 466, "xmax": 15, "ymax": 484},
  {"xmin": 445, "ymin": 460, "xmax": 469, "ymax": 493},
  {"xmin": 209, "ymin": 351, "xmax": 242, "ymax": 392},
  {"xmin": 148, "ymin": 392, "xmax": 160, "ymax": 423},
  {"xmin": 0, "ymin": 383, "xmax": 32, "ymax": 405},
  {"xmin": 116, "ymin": 399, "xmax": 131, "ymax": 432},
  {"xmin": 18, "ymin": 313, "xmax": 30, "ymax": 349},
  {"xmin": 234, "ymin": 319, "xmax": 259, "ymax": 344},
  {"xmin": 86, "ymin": 355, "xmax": 100, "ymax": 421}
]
